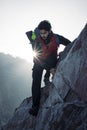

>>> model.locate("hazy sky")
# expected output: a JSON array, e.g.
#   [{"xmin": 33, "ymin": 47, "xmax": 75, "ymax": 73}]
[{"xmin": 0, "ymin": 0, "xmax": 87, "ymax": 62}]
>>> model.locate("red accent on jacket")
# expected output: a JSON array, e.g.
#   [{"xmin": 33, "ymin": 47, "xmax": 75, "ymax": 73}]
[{"xmin": 37, "ymin": 35, "xmax": 58, "ymax": 60}]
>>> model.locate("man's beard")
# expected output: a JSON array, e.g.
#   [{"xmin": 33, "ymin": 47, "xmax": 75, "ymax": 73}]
[{"xmin": 42, "ymin": 37, "xmax": 47, "ymax": 40}]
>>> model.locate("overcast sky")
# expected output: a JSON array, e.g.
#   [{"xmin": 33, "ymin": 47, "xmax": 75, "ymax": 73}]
[{"xmin": 0, "ymin": 0, "xmax": 87, "ymax": 62}]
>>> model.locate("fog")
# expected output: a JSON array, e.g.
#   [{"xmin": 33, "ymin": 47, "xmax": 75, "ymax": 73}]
[{"xmin": 0, "ymin": 53, "xmax": 32, "ymax": 126}]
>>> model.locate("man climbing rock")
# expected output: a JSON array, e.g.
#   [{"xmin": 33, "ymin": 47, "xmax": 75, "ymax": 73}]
[{"xmin": 26, "ymin": 20, "xmax": 71, "ymax": 116}]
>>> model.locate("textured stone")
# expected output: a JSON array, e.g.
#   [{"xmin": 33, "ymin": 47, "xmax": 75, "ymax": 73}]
[{"xmin": 53, "ymin": 24, "xmax": 87, "ymax": 101}]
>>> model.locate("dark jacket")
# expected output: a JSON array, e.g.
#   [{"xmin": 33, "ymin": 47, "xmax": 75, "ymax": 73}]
[{"xmin": 26, "ymin": 31, "xmax": 71, "ymax": 69}]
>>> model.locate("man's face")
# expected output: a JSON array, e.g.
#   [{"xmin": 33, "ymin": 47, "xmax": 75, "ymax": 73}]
[{"xmin": 39, "ymin": 29, "xmax": 50, "ymax": 40}]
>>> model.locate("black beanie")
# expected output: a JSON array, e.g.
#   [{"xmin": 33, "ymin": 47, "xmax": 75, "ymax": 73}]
[{"xmin": 38, "ymin": 20, "xmax": 51, "ymax": 31}]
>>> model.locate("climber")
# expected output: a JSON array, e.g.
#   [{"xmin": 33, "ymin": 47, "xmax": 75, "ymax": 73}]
[
  {"xmin": 26, "ymin": 20, "xmax": 71, "ymax": 116},
  {"xmin": 26, "ymin": 28, "xmax": 51, "ymax": 86}
]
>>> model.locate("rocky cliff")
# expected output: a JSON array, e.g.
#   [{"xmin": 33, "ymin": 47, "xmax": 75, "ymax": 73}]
[{"xmin": 1, "ymin": 24, "xmax": 87, "ymax": 130}]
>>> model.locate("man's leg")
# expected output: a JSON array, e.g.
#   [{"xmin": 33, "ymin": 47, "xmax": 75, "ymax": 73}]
[
  {"xmin": 44, "ymin": 70, "xmax": 51, "ymax": 86},
  {"xmin": 29, "ymin": 64, "xmax": 43, "ymax": 116}
]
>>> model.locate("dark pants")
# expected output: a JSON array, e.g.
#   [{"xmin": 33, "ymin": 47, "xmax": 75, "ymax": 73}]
[
  {"xmin": 32, "ymin": 64, "xmax": 43, "ymax": 107},
  {"xmin": 32, "ymin": 55, "xmax": 57, "ymax": 107},
  {"xmin": 44, "ymin": 70, "xmax": 50, "ymax": 79}
]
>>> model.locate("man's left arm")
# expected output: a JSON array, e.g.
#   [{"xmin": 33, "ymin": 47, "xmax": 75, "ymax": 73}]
[{"xmin": 58, "ymin": 34, "xmax": 71, "ymax": 46}]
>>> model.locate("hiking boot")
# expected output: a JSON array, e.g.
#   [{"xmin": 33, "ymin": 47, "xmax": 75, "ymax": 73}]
[
  {"xmin": 29, "ymin": 106, "xmax": 39, "ymax": 116},
  {"xmin": 44, "ymin": 78, "xmax": 51, "ymax": 86}
]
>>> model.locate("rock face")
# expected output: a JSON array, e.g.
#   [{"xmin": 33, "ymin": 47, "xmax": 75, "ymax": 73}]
[
  {"xmin": 1, "ymin": 24, "xmax": 87, "ymax": 130},
  {"xmin": 53, "ymin": 24, "xmax": 87, "ymax": 102}
]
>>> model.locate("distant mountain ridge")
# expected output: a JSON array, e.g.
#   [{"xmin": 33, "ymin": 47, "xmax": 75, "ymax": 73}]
[{"xmin": 0, "ymin": 53, "xmax": 32, "ymax": 127}]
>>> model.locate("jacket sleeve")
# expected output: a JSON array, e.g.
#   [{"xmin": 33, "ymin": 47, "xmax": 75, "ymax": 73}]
[
  {"xmin": 58, "ymin": 34, "xmax": 71, "ymax": 46},
  {"xmin": 26, "ymin": 31, "xmax": 33, "ymax": 42}
]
